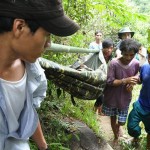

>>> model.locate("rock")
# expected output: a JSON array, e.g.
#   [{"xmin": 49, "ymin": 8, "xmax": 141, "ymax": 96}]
[{"xmin": 69, "ymin": 120, "xmax": 113, "ymax": 150}]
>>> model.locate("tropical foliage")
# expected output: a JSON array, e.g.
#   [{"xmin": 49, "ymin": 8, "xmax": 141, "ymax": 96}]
[
  {"xmin": 37, "ymin": 0, "xmax": 150, "ymax": 150},
  {"xmin": 48, "ymin": 0, "xmax": 150, "ymax": 66}
]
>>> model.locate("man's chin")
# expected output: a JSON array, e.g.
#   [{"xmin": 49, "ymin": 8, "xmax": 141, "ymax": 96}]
[{"xmin": 22, "ymin": 58, "xmax": 38, "ymax": 63}]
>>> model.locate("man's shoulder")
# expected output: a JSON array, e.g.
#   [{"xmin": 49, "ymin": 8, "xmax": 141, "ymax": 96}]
[
  {"xmin": 90, "ymin": 41, "xmax": 96, "ymax": 44},
  {"xmin": 141, "ymin": 62, "xmax": 150, "ymax": 69},
  {"xmin": 110, "ymin": 58, "xmax": 118, "ymax": 63},
  {"xmin": 89, "ymin": 41, "xmax": 96, "ymax": 46},
  {"xmin": 107, "ymin": 58, "xmax": 119, "ymax": 67},
  {"xmin": 132, "ymin": 58, "xmax": 140, "ymax": 62},
  {"xmin": 25, "ymin": 59, "xmax": 45, "ymax": 76}
]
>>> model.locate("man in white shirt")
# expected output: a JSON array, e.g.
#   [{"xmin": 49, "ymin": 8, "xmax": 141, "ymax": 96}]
[{"xmin": 89, "ymin": 30, "xmax": 103, "ymax": 51}]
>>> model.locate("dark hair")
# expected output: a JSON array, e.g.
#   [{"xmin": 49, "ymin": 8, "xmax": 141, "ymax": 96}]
[
  {"xmin": 0, "ymin": 17, "xmax": 14, "ymax": 33},
  {"xmin": 119, "ymin": 39, "xmax": 139, "ymax": 54},
  {"xmin": 102, "ymin": 39, "xmax": 114, "ymax": 49},
  {"xmin": 137, "ymin": 43, "xmax": 142, "ymax": 48},
  {"xmin": 0, "ymin": 17, "xmax": 40, "ymax": 34},
  {"xmin": 95, "ymin": 30, "xmax": 102, "ymax": 35},
  {"xmin": 25, "ymin": 20, "xmax": 40, "ymax": 33}
]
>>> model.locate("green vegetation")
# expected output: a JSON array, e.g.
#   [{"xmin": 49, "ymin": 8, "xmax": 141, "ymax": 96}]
[
  {"xmin": 29, "ymin": 84, "xmax": 148, "ymax": 150},
  {"xmin": 53, "ymin": 0, "xmax": 149, "ymax": 48},
  {"xmin": 48, "ymin": 0, "xmax": 150, "ymax": 66},
  {"xmin": 31, "ymin": 0, "xmax": 150, "ymax": 149},
  {"xmin": 30, "ymin": 83, "xmax": 100, "ymax": 149},
  {"xmin": 130, "ymin": 0, "xmax": 150, "ymax": 14}
]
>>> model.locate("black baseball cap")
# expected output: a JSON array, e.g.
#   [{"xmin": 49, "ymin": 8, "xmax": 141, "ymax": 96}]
[{"xmin": 0, "ymin": 0, "xmax": 80, "ymax": 36}]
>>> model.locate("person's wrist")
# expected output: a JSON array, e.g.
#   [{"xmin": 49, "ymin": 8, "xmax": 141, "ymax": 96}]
[
  {"xmin": 38, "ymin": 144, "xmax": 50, "ymax": 150},
  {"xmin": 121, "ymin": 78, "xmax": 126, "ymax": 85},
  {"xmin": 38, "ymin": 147, "xmax": 50, "ymax": 150}
]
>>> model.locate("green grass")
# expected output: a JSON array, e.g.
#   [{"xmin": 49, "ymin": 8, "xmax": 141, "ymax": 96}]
[
  {"xmin": 30, "ymin": 84, "xmax": 148, "ymax": 150},
  {"xmin": 29, "ymin": 90, "xmax": 100, "ymax": 150}
]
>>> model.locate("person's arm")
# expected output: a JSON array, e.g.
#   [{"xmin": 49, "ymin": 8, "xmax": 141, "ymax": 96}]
[
  {"xmin": 107, "ymin": 60, "xmax": 139, "ymax": 87},
  {"xmin": 112, "ymin": 76, "xmax": 139, "ymax": 86},
  {"xmin": 111, "ymin": 76, "xmax": 139, "ymax": 93},
  {"xmin": 31, "ymin": 120, "xmax": 48, "ymax": 150},
  {"xmin": 112, "ymin": 79, "xmax": 123, "ymax": 86},
  {"xmin": 31, "ymin": 60, "xmax": 49, "ymax": 150}
]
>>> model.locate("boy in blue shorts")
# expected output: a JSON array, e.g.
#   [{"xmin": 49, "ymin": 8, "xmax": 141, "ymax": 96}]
[{"xmin": 127, "ymin": 49, "xmax": 150, "ymax": 149}]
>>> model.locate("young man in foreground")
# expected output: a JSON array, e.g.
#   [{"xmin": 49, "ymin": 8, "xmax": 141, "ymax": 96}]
[{"xmin": 0, "ymin": 0, "xmax": 79, "ymax": 150}]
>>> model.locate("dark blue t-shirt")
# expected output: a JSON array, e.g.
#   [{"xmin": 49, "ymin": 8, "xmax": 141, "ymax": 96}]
[{"xmin": 138, "ymin": 62, "xmax": 150, "ymax": 111}]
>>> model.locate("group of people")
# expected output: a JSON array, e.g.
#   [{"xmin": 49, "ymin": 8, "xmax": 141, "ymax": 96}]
[
  {"xmin": 89, "ymin": 28, "xmax": 150, "ymax": 149},
  {"xmin": 0, "ymin": 0, "xmax": 149, "ymax": 149}
]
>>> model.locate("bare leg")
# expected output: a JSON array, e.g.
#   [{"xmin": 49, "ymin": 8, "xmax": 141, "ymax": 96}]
[
  {"xmin": 117, "ymin": 122, "xmax": 125, "ymax": 137},
  {"xmin": 98, "ymin": 105, "xmax": 104, "ymax": 115},
  {"xmin": 118, "ymin": 126, "xmax": 123, "ymax": 137},
  {"xmin": 111, "ymin": 116, "xmax": 118, "ymax": 140}
]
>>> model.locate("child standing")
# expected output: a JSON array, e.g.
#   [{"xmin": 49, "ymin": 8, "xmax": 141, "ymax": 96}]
[
  {"xmin": 127, "ymin": 50, "xmax": 150, "ymax": 149},
  {"xmin": 102, "ymin": 39, "xmax": 140, "ymax": 143}
]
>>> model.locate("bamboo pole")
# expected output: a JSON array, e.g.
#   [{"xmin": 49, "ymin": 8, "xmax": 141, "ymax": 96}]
[{"xmin": 45, "ymin": 43, "xmax": 99, "ymax": 53}]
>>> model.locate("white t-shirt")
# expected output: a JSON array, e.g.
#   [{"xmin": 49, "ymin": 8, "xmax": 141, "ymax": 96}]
[
  {"xmin": 89, "ymin": 41, "xmax": 102, "ymax": 50},
  {"xmin": 0, "ymin": 71, "xmax": 27, "ymax": 133}
]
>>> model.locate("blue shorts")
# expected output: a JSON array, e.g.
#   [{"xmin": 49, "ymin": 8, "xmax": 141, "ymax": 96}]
[{"xmin": 102, "ymin": 104, "xmax": 129, "ymax": 123}]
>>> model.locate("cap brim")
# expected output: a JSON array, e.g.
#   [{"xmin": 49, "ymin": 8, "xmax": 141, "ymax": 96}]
[{"xmin": 37, "ymin": 15, "xmax": 80, "ymax": 36}]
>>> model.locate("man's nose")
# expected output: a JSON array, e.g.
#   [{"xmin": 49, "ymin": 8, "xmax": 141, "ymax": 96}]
[{"xmin": 126, "ymin": 35, "xmax": 130, "ymax": 39}]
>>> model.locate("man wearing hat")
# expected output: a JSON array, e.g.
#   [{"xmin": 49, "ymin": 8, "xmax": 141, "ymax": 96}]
[
  {"xmin": 116, "ymin": 27, "xmax": 135, "ymax": 58},
  {"xmin": 0, "ymin": 0, "xmax": 79, "ymax": 150}
]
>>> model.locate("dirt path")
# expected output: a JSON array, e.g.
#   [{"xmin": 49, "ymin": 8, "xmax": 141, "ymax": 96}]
[
  {"xmin": 97, "ymin": 115, "xmax": 130, "ymax": 150},
  {"xmin": 98, "ymin": 116, "xmax": 114, "ymax": 141}
]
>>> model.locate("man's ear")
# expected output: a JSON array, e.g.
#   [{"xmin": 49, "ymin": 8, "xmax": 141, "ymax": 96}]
[{"xmin": 12, "ymin": 19, "xmax": 26, "ymax": 38}]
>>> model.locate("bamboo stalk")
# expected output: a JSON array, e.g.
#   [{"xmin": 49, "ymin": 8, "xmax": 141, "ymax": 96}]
[{"xmin": 45, "ymin": 43, "xmax": 99, "ymax": 53}]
